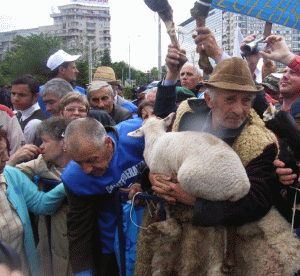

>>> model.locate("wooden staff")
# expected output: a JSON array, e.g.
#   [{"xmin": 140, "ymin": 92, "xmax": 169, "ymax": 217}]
[
  {"xmin": 264, "ymin": 21, "xmax": 273, "ymax": 37},
  {"xmin": 144, "ymin": 0, "xmax": 187, "ymax": 67},
  {"xmin": 190, "ymin": 0, "xmax": 214, "ymax": 75}
]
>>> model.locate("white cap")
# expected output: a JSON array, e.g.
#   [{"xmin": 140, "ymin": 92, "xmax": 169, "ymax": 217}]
[{"xmin": 46, "ymin": 49, "xmax": 81, "ymax": 70}]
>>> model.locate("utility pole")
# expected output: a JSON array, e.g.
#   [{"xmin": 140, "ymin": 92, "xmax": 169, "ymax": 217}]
[
  {"xmin": 129, "ymin": 40, "xmax": 131, "ymax": 82},
  {"xmin": 88, "ymin": 41, "xmax": 93, "ymax": 83},
  {"xmin": 158, "ymin": 17, "xmax": 162, "ymax": 80}
]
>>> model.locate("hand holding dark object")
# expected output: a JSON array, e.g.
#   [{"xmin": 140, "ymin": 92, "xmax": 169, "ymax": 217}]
[
  {"xmin": 193, "ymin": 27, "xmax": 223, "ymax": 62},
  {"xmin": 274, "ymin": 159, "xmax": 297, "ymax": 186},
  {"xmin": 144, "ymin": 0, "xmax": 187, "ymax": 68},
  {"xmin": 119, "ymin": 183, "xmax": 143, "ymax": 205},
  {"xmin": 165, "ymin": 45, "xmax": 187, "ymax": 81},
  {"xmin": 190, "ymin": 0, "xmax": 213, "ymax": 75},
  {"xmin": 264, "ymin": 106, "xmax": 300, "ymax": 187},
  {"xmin": 260, "ymin": 35, "xmax": 295, "ymax": 65}
]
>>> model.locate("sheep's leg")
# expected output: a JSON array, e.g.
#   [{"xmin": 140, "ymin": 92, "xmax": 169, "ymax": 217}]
[{"xmin": 144, "ymin": 218, "xmax": 182, "ymax": 276}]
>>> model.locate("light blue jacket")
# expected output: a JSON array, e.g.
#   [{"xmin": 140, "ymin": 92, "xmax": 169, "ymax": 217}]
[{"xmin": 3, "ymin": 166, "xmax": 66, "ymax": 276}]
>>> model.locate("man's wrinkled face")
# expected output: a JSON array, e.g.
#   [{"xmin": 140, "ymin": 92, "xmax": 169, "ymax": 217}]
[
  {"xmin": 89, "ymin": 87, "xmax": 114, "ymax": 114},
  {"xmin": 42, "ymin": 92, "xmax": 61, "ymax": 116},
  {"xmin": 205, "ymin": 89, "xmax": 253, "ymax": 130},
  {"xmin": 180, "ymin": 66, "xmax": 202, "ymax": 91},
  {"xmin": 67, "ymin": 137, "xmax": 113, "ymax": 176},
  {"xmin": 279, "ymin": 67, "xmax": 300, "ymax": 98}
]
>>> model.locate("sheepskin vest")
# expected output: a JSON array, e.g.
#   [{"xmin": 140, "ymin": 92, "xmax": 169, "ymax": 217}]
[{"xmin": 134, "ymin": 102, "xmax": 279, "ymax": 276}]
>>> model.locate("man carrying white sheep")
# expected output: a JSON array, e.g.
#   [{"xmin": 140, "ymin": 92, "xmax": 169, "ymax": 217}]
[{"xmin": 134, "ymin": 56, "xmax": 300, "ymax": 275}]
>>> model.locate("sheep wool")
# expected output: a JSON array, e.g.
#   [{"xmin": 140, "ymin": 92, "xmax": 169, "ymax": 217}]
[
  {"xmin": 128, "ymin": 114, "xmax": 251, "ymax": 202},
  {"xmin": 134, "ymin": 105, "xmax": 300, "ymax": 276}
]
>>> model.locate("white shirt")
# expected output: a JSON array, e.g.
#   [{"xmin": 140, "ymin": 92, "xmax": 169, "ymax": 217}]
[{"xmin": 19, "ymin": 103, "xmax": 43, "ymax": 144}]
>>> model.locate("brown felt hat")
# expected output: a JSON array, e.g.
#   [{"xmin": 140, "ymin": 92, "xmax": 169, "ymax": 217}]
[
  {"xmin": 93, "ymin": 66, "xmax": 120, "ymax": 84},
  {"xmin": 203, "ymin": 57, "xmax": 263, "ymax": 93}
]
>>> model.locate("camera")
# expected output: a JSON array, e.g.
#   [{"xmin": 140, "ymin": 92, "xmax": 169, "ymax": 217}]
[{"xmin": 243, "ymin": 37, "xmax": 267, "ymax": 55}]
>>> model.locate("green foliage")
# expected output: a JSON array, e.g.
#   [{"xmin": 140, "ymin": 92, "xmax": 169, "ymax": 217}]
[
  {"xmin": 0, "ymin": 33, "xmax": 62, "ymax": 84},
  {"xmin": 100, "ymin": 48, "xmax": 112, "ymax": 66},
  {"xmin": 111, "ymin": 61, "xmax": 148, "ymax": 86},
  {"xmin": 0, "ymin": 33, "xmax": 164, "ymax": 88},
  {"xmin": 111, "ymin": 61, "xmax": 128, "ymax": 82},
  {"xmin": 148, "ymin": 66, "xmax": 167, "ymax": 82},
  {"xmin": 76, "ymin": 60, "xmax": 89, "ymax": 89},
  {"xmin": 123, "ymin": 86, "xmax": 132, "ymax": 100}
]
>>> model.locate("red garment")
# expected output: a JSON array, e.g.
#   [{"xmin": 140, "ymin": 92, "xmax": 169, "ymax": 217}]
[
  {"xmin": 289, "ymin": 55, "xmax": 300, "ymax": 74},
  {"xmin": 264, "ymin": 93, "xmax": 275, "ymax": 104}
]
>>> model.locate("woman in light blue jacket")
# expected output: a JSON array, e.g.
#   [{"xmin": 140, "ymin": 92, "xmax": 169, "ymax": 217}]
[{"xmin": 0, "ymin": 129, "xmax": 66, "ymax": 276}]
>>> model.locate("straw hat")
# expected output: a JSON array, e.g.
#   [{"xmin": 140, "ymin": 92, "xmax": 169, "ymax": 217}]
[
  {"xmin": 93, "ymin": 66, "xmax": 120, "ymax": 84},
  {"xmin": 203, "ymin": 57, "xmax": 263, "ymax": 93}
]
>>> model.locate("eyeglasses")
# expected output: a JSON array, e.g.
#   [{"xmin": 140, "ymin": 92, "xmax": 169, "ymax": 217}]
[{"xmin": 64, "ymin": 107, "xmax": 88, "ymax": 113}]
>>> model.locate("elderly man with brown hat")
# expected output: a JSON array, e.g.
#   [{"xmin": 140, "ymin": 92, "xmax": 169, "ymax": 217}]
[
  {"xmin": 93, "ymin": 66, "xmax": 137, "ymax": 114},
  {"xmin": 134, "ymin": 57, "xmax": 300, "ymax": 275}
]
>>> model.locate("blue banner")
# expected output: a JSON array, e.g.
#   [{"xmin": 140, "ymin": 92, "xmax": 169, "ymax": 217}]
[{"xmin": 211, "ymin": 0, "xmax": 300, "ymax": 30}]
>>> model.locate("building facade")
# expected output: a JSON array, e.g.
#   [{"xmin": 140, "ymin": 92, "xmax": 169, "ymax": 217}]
[
  {"xmin": 178, "ymin": 9, "xmax": 300, "ymax": 70},
  {"xmin": 178, "ymin": 9, "xmax": 224, "ymax": 67},
  {"xmin": 0, "ymin": 3, "xmax": 111, "ymax": 60}
]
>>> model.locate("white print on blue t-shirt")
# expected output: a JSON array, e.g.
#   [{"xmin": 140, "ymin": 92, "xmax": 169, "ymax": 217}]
[{"xmin": 106, "ymin": 160, "xmax": 145, "ymax": 193}]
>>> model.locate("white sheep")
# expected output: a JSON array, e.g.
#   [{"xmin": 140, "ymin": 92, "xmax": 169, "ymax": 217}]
[
  {"xmin": 129, "ymin": 113, "xmax": 300, "ymax": 276},
  {"xmin": 128, "ymin": 113, "xmax": 250, "ymax": 202}
]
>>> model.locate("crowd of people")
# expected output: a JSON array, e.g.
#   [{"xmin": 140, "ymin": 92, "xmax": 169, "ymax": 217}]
[{"xmin": 1, "ymin": 25, "xmax": 300, "ymax": 276}]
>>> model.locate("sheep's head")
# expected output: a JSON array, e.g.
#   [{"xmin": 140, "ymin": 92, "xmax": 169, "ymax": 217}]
[
  {"xmin": 263, "ymin": 103, "xmax": 278, "ymax": 122},
  {"xmin": 127, "ymin": 112, "xmax": 175, "ymax": 138}
]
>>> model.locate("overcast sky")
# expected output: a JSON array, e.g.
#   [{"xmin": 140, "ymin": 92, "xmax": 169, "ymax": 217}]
[{"xmin": 0, "ymin": 0, "xmax": 198, "ymax": 72}]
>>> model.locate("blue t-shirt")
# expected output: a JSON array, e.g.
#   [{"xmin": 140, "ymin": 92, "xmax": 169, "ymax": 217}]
[{"xmin": 61, "ymin": 117, "xmax": 145, "ymax": 253}]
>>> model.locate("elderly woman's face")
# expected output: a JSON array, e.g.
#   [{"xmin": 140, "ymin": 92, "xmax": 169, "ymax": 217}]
[
  {"xmin": 61, "ymin": 101, "xmax": 88, "ymax": 121},
  {"xmin": 141, "ymin": 105, "xmax": 154, "ymax": 121},
  {"xmin": 39, "ymin": 134, "xmax": 65, "ymax": 163},
  {"xmin": 0, "ymin": 139, "xmax": 9, "ymax": 173}
]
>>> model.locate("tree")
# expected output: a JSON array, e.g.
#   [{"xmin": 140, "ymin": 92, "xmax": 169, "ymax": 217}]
[
  {"xmin": 100, "ymin": 48, "xmax": 112, "ymax": 66},
  {"xmin": 0, "ymin": 33, "xmax": 62, "ymax": 84},
  {"xmin": 76, "ymin": 60, "xmax": 89, "ymax": 89},
  {"xmin": 111, "ymin": 61, "xmax": 128, "ymax": 82}
]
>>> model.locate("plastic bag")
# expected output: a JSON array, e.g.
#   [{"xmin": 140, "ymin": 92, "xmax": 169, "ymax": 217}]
[{"xmin": 114, "ymin": 203, "xmax": 145, "ymax": 276}]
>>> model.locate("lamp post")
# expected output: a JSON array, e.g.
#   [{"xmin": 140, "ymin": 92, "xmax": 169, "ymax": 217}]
[
  {"xmin": 128, "ymin": 35, "xmax": 141, "ymax": 86},
  {"xmin": 129, "ymin": 40, "xmax": 131, "ymax": 81},
  {"xmin": 158, "ymin": 17, "xmax": 162, "ymax": 80},
  {"xmin": 88, "ymin": 41, "xmax": 93, "ymax": 83}
]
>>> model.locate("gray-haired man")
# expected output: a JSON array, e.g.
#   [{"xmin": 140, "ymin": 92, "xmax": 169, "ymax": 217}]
[{"xmin": 87, "ymin": 81, "xmax": 132, "ymax": 124}]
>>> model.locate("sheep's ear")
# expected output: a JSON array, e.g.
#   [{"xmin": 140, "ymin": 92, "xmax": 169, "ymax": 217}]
[
  {"xmin": 164, "ymin": 112, "xmax": 175, "ymax": 127},
  {"xmin": 127, "ymin": 128, "xmax": 144, "ymax": 138}
]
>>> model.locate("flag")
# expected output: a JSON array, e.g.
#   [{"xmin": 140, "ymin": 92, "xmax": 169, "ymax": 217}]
[
  {"xmin": 212, "ymin": 0, "xmax": 300, "ymax": 30},
  {"xmin": 233, "ymin": 26, "xmax": 244, "ymax": 58}
]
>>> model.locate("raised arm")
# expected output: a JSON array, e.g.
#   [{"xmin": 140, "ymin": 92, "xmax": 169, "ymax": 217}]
[{"xmin": 260, "ymin": 35, "xmax": 296, "ymax": 66}]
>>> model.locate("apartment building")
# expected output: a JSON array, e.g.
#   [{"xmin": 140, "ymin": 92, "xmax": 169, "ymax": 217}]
[
  {"xmin": 0, "ymin": 3, "xmax": 111, "ymax": 60},
  {"xmin": 178, "ymin": 9, "xmax": 300, "ymax": 69}
]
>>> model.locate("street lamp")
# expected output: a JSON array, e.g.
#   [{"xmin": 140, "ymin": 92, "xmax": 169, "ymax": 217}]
[
  {"xmin": 128, "ymin": 35, "xmax": 141, "ymax": 85},
  {"xmin": 158, "ymin": 17, "xmax": 162, "ymax": 79}
]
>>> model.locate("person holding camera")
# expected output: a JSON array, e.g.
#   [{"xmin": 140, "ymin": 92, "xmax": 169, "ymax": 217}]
[{"xmin": 240, "ymin": 34, "xmax": 277, "ymax": 83}]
